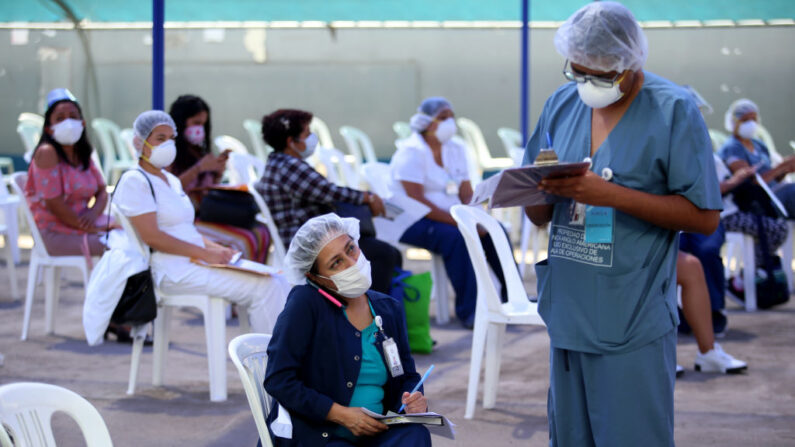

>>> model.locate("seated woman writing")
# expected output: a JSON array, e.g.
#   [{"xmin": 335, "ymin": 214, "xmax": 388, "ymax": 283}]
[
  {"xmin": 113, "ymin": 110, "xmax": 289, "ymax": 334},
  {"xmin": 264, "ymin": 213, "xmax": 431, "ymax": 447}
]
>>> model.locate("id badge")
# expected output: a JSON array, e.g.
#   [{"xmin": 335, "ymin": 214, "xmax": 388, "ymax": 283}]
[
  {"xmin": 382, "ymin": 337, "xmax": 404, "ymax": 378},
  {"xmin": 569, "ymin": 201, "xmax": 586, "ymax": 226},
  {"xmin": 584, "ymin": 206, "xmax": 614, "ymax": 243}
]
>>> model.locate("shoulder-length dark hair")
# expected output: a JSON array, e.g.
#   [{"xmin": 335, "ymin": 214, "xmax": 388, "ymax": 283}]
[
  {"xmin": 169, "ymin": 94, "xmax": 212, "ymax": 175},
  {"xmin": 35, "ymin": 99, "xmax": 93, "ymax": 170}
]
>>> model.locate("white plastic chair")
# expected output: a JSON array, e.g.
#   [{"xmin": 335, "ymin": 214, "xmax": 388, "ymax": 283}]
[
  {"xmin": 227, "ymin": 153, "xmax": 265, "ymax": 186},
  {"xmin": 315, "ymin": 146, "xmax": 359, "ymax": 188},
  {"xmin": 392, "ymin": 121, "xmax": 411, "ymax": 140},
  {"xmin": 0, "ymin": 223, "xmax": 18, "ymax": 302},
  {"xmin": 339, "ymin": 126, "xmax": 379, "ymax": 167},
  {"xmin": 708, "ymin": 129, "xmax": 729, "ymax": 152},
  {"xmin": 119, "ymin": 128, "xmax": 137, "ymax": 160},
  {"xmin": 450, "ymin": 204, "xmax": 545, "ymax": 419},
  {"xmin": 724, "ymin": 231, "xmax": 757, "ymax": 311},
  {"xmin": 213, "ymin": 135, "xmax": 250, "ymax": 156},
  {"xmin": 112, "ymin": 206, "xmax": 249, "ymax": 402},
  {"xmin": 497, "ymin": 127, "xmax": 522, "ymax": 155},
  {"xmin": 310, "ymin": 116, "xmax": 335, "ymax": 151},
  {"xmin": 755, "ymin": 123, "xmax": 781, "ymax": 165},
  {"xmin": 0, "ymin": 382, "xmax": 114, "ymax": 447},
  {"xmin": 518, "ymin": 216, "xmax": 548, "ymax": 279},
  {"xmin": 91, "ymin": 118, "xmax": 137, "ymax": 183},
  {"xmin": 457, "ymin": 118, "xmax": 515, "ymax": 172},
  {"xmin": 11, "ymin": 173, "xmax": 91, "ymax": 341},
  {"xmin": 229, "ymin": 333, "xmax": 295, "ymax": 447},
  {"xmin": 0, "ymin": 173, "xmax": 22, "ymax": 265},
  {"xmin": 17, "ymin": 113, "xmax": 44, "ymax": 163},
  {"xmin": 247, "ymin": 184, "xmax": 287, "ymax": 268},
  {"xmin": 359, "ymin": 162, "xmax": 452, "ymax": 324},
  {"xmin": 243, "ymin": 119, "xmax": 273, "ymax": 160}
]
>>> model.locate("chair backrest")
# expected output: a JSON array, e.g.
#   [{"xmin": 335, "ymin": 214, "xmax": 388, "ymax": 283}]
[
  {"xmin": 17, "ymin": 113, "xmax": 44, "ymax": 163},
  {"xmin": 315, "ymin": 146, "xmax": 358, "ymax": 187},
  {"xmin": 708, "ymin": 129, "xmax": 729, "ymax": 152},
  {"xmin": 392, "ymin": 121, "xmax": 411, "ymax": 139},
  {"xmin": 243, "ymin": 119, "xmax": 272, "ymax": 160},
  {"xmin": 91, "ymin": 118, "xmax": 124, "ymax": 180},
  {"xmin": 339, "ymin": 126, "xmax": 378, "ymax": 165},
  {"xmin": 454, "ymin": 134, "xmax": 482, "ymax": 187},
  {"xmin": 360, "ymin": 162, "xmax": 393, "ymax": 198},
  {"xmin": 227, "ymin": 152, "xmax": 265, "ymax": 186},
  {"xmin": 0, "ymin": 382, "xmax": 114, "ymax": 447},
  {"xmin": 755, "ymin": 123, "xmax": 781, "ymax": 165},
  {"xmin": 213, "ymin": 135, "xmax": 250, "ymax": 156},
  {"xmin": 228, "ymin": 333, "xmax": 274, "ymax": 447},
  {"xmin": 247, "ymin": 184, "xmax": 286, "ymax": 267},
  {"xmin": 497, "ymin": 127, "xmax": 522, "ymax": 153},
  {"xmin": 9, "ymin": 173, "xmax": 49, "ymax": 258},
  {"xmin": 111, "ymin": 204, "xmax": 149, "ymax": 259},
  {"xmin": 118, "ymin": 128, "xmax": 137, "ymax": 161},
  {"xmin": 309, "ymin": 117, "xmax": 335, "ymax": 150},
  {"xmin": 458, "ymin": 117, "xmax": 506, "ymax": 165},
  {"xmin": 450, "ymin": 204, "xmax": 533, "ymax": 315}
]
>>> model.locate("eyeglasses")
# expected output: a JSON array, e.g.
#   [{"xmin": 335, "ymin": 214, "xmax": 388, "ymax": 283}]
[{"xmin": 562, "ymin": 60, "xmax": 625, "ymax": 88}]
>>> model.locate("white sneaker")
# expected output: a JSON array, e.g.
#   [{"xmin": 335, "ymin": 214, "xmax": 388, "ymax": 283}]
[
  {"xmin": 676, "ymin": 364, "xmax": 684, "ymax": 378},
  {"xmin": 695, "ymin": 343, "xmax": 748, "ymax": 374}
]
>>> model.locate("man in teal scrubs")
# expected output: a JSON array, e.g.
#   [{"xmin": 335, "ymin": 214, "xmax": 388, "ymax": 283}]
[{"xmin": 523, "ymin": 3, "xmax": 722, "ymax": 446}]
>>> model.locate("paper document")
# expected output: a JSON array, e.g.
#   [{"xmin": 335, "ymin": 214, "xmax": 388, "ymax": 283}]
[
  {"xmin": 469, "ymin": 161, "xmax": 590, "ymax": 209},
  {"xmin": 361, "ymin": 408, "xmax": 455, "ymax": 439},
  {"xmin": 756, "ymin": 173, "xmax": 789, "ymax": 218},
  {"xmin": 192, "ymin": 258, "xmax": 280, "ymax": 277},
  {"xmin": 373, "ymin": 194, "xmax": 431, "ymax": 245}
]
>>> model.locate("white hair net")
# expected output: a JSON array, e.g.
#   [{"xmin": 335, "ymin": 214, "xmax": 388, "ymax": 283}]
[
  {"xmin": 724, "ymin": 98, "xmax": 760, "ymax": 133},
  {"xmin": 554, "ymin": 1, "xmax": 648, "ymax": 73},
  {"xmin": 284, "ymin": 213, "xmax": 361, "ymax": 285},
  {"xmin": 132, "ymin": 110, "xmax": 177, "ymax": 153},
  {"xmin": 409, "ymin": 97, "xmax": 453, "ymax": 132}
]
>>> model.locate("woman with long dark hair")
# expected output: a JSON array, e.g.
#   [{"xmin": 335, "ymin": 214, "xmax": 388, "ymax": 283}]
[
  {"xmin": 168, "ymin": 94, "xmax": 271, "ymax": 263},
  {"xmin": 23, "ymin": 88, "xmax": 108, "ymax": 257}
]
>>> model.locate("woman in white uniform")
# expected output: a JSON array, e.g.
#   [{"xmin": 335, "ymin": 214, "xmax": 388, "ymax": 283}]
[
  {"xmin": 113, "ymin": 110, "xmax": 290, "ymax": 333},
  {"xmin": 390, "ymin": 97, "xmax": 510, "ymax": 328}
]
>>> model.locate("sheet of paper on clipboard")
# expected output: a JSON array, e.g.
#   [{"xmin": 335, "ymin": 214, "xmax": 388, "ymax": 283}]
[
  {"xmin": 469, "ymin": 161, "xmax": 590, "ymax": 209},
  {"xmin": 373, "ymin": 194, "xmax": 431, "ymax": 245},
  {"xmin": 191, "ymin": 258, "xmax": 280, "ymax": 277}
]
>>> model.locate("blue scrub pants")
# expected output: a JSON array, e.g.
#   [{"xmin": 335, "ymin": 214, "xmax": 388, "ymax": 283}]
[
  {"xmin": 547, "ymin": 330, "xmax": 676, "ymax": 447},
  {"xmin": 326, "ymin": 424, "xmax": 431, "ymax": 446},
  {"xmin": 399, "ymin": 218, "xmax": 509, "ymax": 325},
  {"xmin": 679, "ymin": 223, "xmax": 726, "ymax": 312}
]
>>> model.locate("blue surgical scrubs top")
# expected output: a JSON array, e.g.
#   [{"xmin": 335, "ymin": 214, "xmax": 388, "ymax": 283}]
[
  {"xmin": 719, "ymin": 136, "xmax": 776, "ymax": 186},
  {"xmin": 523, "ymin": 71, "xmax": 723, "ymax": 355}
]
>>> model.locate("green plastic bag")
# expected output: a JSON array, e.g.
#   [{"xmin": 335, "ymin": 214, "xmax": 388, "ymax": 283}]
[{"xmin": 391, "ymin": 270, "xmax": 433, "ymax": 354}]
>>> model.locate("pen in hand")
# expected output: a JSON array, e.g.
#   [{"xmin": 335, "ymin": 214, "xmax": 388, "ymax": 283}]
[{"xmin": 398, "ymin": 364, "xmax": 435, "ymax": 413}]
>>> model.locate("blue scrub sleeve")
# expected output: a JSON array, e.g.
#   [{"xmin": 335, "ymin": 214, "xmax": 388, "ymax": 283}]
[
  {"xmin": 718, "ymin": 138, "xmax": 751, "ymax": 167},
  {"xmin": 666, "ymin": 98, "xmax": 723, "ymax": 211},
  {"xmin": 264, "ymin": 289, "xmax": 336, "ymax": 423}
]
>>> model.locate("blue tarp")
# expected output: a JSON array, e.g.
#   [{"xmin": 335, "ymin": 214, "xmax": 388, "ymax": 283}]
[{"xmin": 4, "ymin": 0, "xmax": 794, "ymax": 23}]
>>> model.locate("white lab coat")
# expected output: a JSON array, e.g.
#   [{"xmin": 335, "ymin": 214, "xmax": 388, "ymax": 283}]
[{"xmin": 82, "ymin": 229, "xmax": 148, "ymax": 346}]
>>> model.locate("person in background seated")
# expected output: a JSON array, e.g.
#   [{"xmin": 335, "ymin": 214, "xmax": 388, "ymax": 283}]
[
  {"xmin": 675, "ymin": 252, "xmax": 747, "ymax": 376},
  {"xmin": 255, "ymin": 109, "xmax": 401, "ymax": 294},
  {"xmin": 113, "ymin": 110, "xmax": 289, "ymax": 334},
  {"xmin": 24, "ymin": 88, "xmax": 108, "ymax": 257},
  {"xmin": 168, "ymin": 94, "xmax": 271, "ymax": 263},
  {"xmin": 265, "ymin": 213, "xmax": 431, "ymax": 447},
  {"xmin": 390, "ymin": 97, "xmax": 510, "ymax": 328}
]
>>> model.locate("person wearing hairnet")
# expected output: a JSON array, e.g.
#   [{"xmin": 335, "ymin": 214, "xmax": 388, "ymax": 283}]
[
  {"xmin": 523, "ymin": 3, "xmax": 722, "ymax": 445},
  {"xmin": 390, "ymin": 97, "xmax": 510, "ymax": 328},
  {"xmin": 718, "ymin": 99, "xmax": 795, "ymax": 217},
  {"xmin": 112, "ymin": 110, "xmax": 290, "ymax": 334},
  {"xmin": 264, "ymin": 213, "xmax": 431, "ymax": 446}
]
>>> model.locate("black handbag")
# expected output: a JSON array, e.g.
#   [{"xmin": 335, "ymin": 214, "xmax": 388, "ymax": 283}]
[
  {"xmin": 199, "ymin": 188, "xmax": 258, "ymax": 229},
  {"xmin": 107, "ymin": 169, "xmax": 159, "ymax": 326},
  {"xmin": 335, "ymin": 201, "xmax": 376, "ymax": 238}
]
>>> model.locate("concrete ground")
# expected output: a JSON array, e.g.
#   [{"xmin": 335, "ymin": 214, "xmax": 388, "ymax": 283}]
[{"xmin": 1, "ymin": 251, "xmax": 794, "ymax": 446}]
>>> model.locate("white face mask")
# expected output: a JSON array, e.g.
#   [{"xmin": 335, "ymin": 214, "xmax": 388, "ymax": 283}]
[
  {"xmin": 51, "ymin": 118, "xmax": 84, "ymax": 146},
  {"xmin": 299, "ymin": 133, "xmax": 319, "ymax": 159},
  {"xmin": 737, "ymin": 120, "xmax": 758, "ymax": 140},
  {"xmin": 143, "ymin": 139, "xmax": 177, "ymax": 168},
  {"xmin": 576, "ymin": 81, "xmax": 624, "ymax": 109},
  {"xmin": 321, "ymin": 252, "xmax": 372, "ymax": 298},
  {"xmin": 434, "ymin": 118, "xmax": 457, "ymax": 143}
]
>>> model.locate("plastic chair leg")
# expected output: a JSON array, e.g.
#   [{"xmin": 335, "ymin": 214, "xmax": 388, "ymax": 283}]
[
  {"xmin": 44, "ymin": 266, "xmax": 60, "ymax": 335},
  {"xmin": 4, "ymin": 238, "xmax": 18, "ymax": 300},
  {"xmin": 742, "ymin": 236, "xmax": 757, "ymax": 311},
  {"xmin": 464, "ymin": 312, "xmax": 489, "ymax": 420},
  {"xmin": 482, "ymin": 323, "xmax": 506, "ymax": 409},
  {"xmin": 127, "ymin": 326, "xmax": 147, "ymax": 395},
  {"xmin": 782, "ymin": 223, "xmax": 794, "ymax": 291},
  {"xmin": 205, "ymin": 298, "xmax": 228, "ymax": 402},
  {"xmin": 431, "ymin": 256, "xmax": 450, "ymax": 324},
  {"xmin": 519, "ymin": 215, "xmax": 531, "ymax": 278},
  {"xmin": 1, "ymin": 203, "xmax": 20, "ymax": 264},
  {"xmin": 152, "ymin": 306, "xmax": 172, "ymax": 386},
  {"xmin": 238, "ymin": 305, "xmax": 251, "ymax": 333},
  {"xmin": 20, "ymin": 258, "xmax": 39, "ymax": 340}
]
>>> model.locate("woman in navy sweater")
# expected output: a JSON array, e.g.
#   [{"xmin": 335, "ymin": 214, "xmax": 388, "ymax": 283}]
[{"xmin": 264, "ymin": 213, "xmax": 431, "ymax": 446}]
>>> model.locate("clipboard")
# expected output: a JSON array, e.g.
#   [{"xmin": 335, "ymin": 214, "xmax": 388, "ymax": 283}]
[
  {"xmin": 191, "ymin": 258, "xmax": 281, "ymax": 277},
  {"xmin": 469, "ymin": 161, "xmax": 590, "ymax": 209}
]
